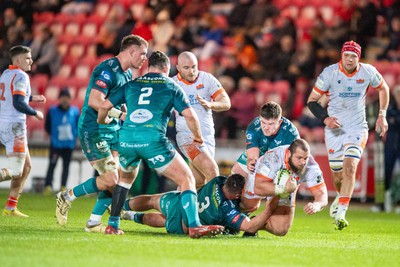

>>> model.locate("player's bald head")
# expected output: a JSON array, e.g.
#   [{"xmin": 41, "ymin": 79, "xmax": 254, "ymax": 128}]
[{"xmin": 177, "ymin": 51, "xmax": 198, "ymax": 65}]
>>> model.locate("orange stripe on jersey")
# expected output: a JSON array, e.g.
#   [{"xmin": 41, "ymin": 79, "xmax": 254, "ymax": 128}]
[
  {"xmin": 338, "ymin": 61, "xmax": 359, "ymax": 77},
  {"xmin": 255, "ymin": 173, "xmax": 273, "ymax": 182},
  {"xmin": 308, "ymin": 182, "xmax": 325, "ymax": 191},
  {"xmin": 10, "ymin": 73, "xmax": 27, "ymax": 97},
  {"xmin": 373, "ymin": 79, "xmax": 384, "ymax": 90},
  {"xmin": 177, "ymin": 73, "xmax": 199, "ymax": 85},
  {"xmin": 211, "ymin": 88, "xmax": 224, "ymax": 100},
  {"xmin": 8, "ymin": 65, "xmax": 20, "ymax": 70},
  {"xmin": 312, "ymin": 86, "xmax": 326, "ymax": 95},
  {"xmin": 284, "ymin": 149, "xmax": 290, "ymax": 170}
]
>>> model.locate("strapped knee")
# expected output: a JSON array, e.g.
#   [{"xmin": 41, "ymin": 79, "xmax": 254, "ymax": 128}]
[{"xmin": 344, "ymin": 145, "xmax": 362, "ymax": 160}]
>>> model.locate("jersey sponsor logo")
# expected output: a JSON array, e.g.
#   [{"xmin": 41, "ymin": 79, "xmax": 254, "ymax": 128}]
[
  {"xmin": 315, "ymin": 77, "xmax": 324, "ymax": 88},
  {"xmin": 356, "ymin": 79, "xmax": 364, "ymax": 83},
  {"xmin": 130, "ymin": 109, "xmax": 153, "ymax": 123},
  {"xmin": 338, "ymin": 80, "xmax": 341, "ymax": 84},
  {"xmin": 274, "ymin": 140, "xmax": 282, "ymax": 145},
  {"xmin": 188, "ymin": 95, "xmax": 199, "ymax": 105},
  {"xmin": 100, "ymin": 70, "xmax": 111, "ymax": 80},
  {"xmin": 328, "ymin": 149, "xmax": 335, "ymax": 154},
  {"xmin": 246, "ymin": 133, "xmax": 252, "ymax": 140},
  {"xmin": 227, "ymin": 209, "xmax": 238, "ymax": 216},
  {"xmin": 15, "ymin": 81, "xmax": 26, "ymax": 90},
  {"xmin": 339, "ymin": 92, "xmax": 361, "ymax": 98},
  {"xmin": 196, "ymin": 83, "xmax": 204, "ymax": 90},
  {"xmin": 232, "ymin": 214, "xmax": 241, "ymax": 224},
  {"xmin": 376, "ymin": 73, "xmax": 382, "ymax": 81},
  {"xmin": 95, "ymin": 80, "xmax": 107, "ymax": 88}
]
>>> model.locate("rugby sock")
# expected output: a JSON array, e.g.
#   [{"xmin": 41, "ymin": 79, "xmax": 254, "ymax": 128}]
[
  {"xmin": 91, "ymin": 191, "xmax": 112, "ymax": 216},
  {"xmin": 5, "ymin": 196, "xmax": 18, "ymax": 210},
  {"xmin": 337, "ymin": 196, "xmax": 350, "ymax": 217},
  {"xmin": 180, "ymin": 190, "xmax": 201, "ymax": 228},
  {"xmin": 133, "ymin": 212, "xmax": 144, "ymax": 224},
  {"xmin": 123, "ymin": 199, "xmax": 132, "ymax": 211},
  {"xmin": 108, "ymin": 182, "xmax": 130, "ymax": 228},
  {"xmin": 71, "ymin": 177, "xmax": 99, "ymax": 199}
]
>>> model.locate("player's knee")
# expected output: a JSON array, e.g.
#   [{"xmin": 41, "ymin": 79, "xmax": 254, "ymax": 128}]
[{"xmin": 271, "ymin": 223, "xmax": 291, "ymax": 236}]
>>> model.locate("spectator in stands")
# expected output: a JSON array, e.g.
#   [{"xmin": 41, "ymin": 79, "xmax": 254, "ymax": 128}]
[
  {"xmin": 255, "ymin": 33, "xmax": 279, "ymax": 81},
  {"xmin": 230, "ymin": 76, "xmax": 257, "ymax": 130},
  {"xmin": 151, "ymin": 9, "xmax": 175, "ymax": 54},
  {"xmin": 274, "ymin": 14, "xmax": 297, "ymax": 41},
  {"xmin": 378, "ymin": 15, "xmax": 400, "ymax": 61},
  {"xmin": 169, "ymin": 17, "xmax": 196, "ymax": 56},
  {"xmin": 131, "ymin": 6, "xmax": 155, "ymax": 44},
  {"xmin": 61, "ymin": 0, "xmax": 96, "ymax": 15},
  {"xmin": 227, "ymin": 0, "xmax": 253, "ymax": 29},
  {"xmin": 288, "ymin": 41, "xmax": 316, "ymax": 82},
  {"xmin": 233, "ymin": 32, "xmax": 258, "ymax": 69},
  {"xmin": 245, "ymin": 0, "xmax": 278, "ymax": 37},
  {"xmin": 352, "ymin": 0, "xmax": 378, "ymax": 57},
  {"xmin": 44, "ymin": 89, "xmax": 79, "ymax": 195},
  {"xmin": 30, "ymin": 25, "xmax": 60, "ymax": 76},
  {"xmin": 216, "ymin": 50, "xmax": 251, "ymax": 85},
  {"xmin": 275, "ymin": 35, "xmax": 295, "ymax": 83},
  {"xmin": 95, "ymin": 25, "xmax": 119, "ymax": 56}
]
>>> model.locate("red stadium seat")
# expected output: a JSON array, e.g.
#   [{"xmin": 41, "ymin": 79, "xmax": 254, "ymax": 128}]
[
  {"xmin": 94, "ymin": 2, "xmax": 111, "ymax": 18},
  {"xmin": 33, "ymin": 12, "xmax": 55, "ymax": 24},
  {"xmin": 255, "ymin": 80, "xmax": 273, "ymax": 94},
  {"xmin": 30, "ymin": 74, "xmax": 49, "ymax": 95},
  {"xmin": 64, "ymin": 22, "xmax": 81, "ymax": 36},
  {"xmin": 272, "ymin": 80, "xmax": 291, "ymax": 102},
  {"xmin": 81, "ymin": 23, "xmax": 98, "ymax": 37}
]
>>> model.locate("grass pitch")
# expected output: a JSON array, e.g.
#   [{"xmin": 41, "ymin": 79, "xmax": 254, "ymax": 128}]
[{"xmin": 0, "ymin": 190, "xmax": 399, "ymax": 267}]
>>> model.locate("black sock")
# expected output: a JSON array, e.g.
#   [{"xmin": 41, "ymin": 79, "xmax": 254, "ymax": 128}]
[{"xmin": 111, "ymin": 185, "xmax": 129, "ymax": 217}]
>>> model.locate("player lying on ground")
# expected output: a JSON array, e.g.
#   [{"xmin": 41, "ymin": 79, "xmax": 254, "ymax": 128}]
[
  {"xmin": 243, "ymin": 139, "xmax": 328, "ymax": 235},
  {"xmin": 121, "ymin": 174, "xmax": 278, "ymax": 236}
]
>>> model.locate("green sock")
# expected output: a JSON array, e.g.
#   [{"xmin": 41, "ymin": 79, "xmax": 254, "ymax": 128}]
[
  {"xmin": 180, "ymin": 190, "xmax": 201, "ymax": 228},
  {"xmin": 92, "ymin": 191, "xmax": 112, "ymax": 215},
  {"xmin": 123, "ymin": 199, "xmax": 131, "ymax": 211},
  {"xmin": 72, "ymin": 177, "xmax": 99, "ymax": 197},
  {"xmin": 133, "ymin": 212, "xmax": 144, "ymax": 224}
]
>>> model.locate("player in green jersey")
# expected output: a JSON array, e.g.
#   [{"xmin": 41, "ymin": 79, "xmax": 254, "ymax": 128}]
[
  {"xmin": 97, "ymin": 51, "xmax": 224, "ymax": 237},
  {"xmin": 120, "ymin": 174, "xmax": 278, "ymax": 235},
  {"xmin": 55, "ymin": 35, "xmax": 148, "ymax": 232}
]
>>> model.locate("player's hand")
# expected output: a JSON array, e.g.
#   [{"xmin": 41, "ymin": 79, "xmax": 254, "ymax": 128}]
[
  {"xmin": 35, "ymin": 110, "xmax": 44, "ymax": 120},
  {"xmin": 285, "ymin": 177, "xmax": 297, "ymax": 193},
  {"xmin": 247, "ymin": 158, "xmax": 257, "ymax": 174},
  {"xmin": 120, "ymin": 112, "xmax": 127, "ymax": 121},
  {"xmin": 323, "ymin": 116, "xmax": 341, "ymax": 129},
  {"xmin": 193, "ymin": 136, "xmax": 204, "ymax": 145},
  {"xmin": 375, "ymin": 116, "xmax": 388, "ymax": 137},
  {"xmin": 32, "ymin": 95, "xmax": 46, "ymax": 103},
  {"xmin": 303, "ymin": 202, "xmax": 321, "ymax": 215},
  {"xmin": 196, "ymin": 95, "xmax": 211, "ymax": 109}
]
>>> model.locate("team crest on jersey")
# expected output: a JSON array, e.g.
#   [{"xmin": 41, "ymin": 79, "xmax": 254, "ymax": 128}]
[
  {"xmin": 329, "ymin": 149, "xmax": 335, "ymax": 154},
  {"xmin": 95, "ymin": 80, "xmax": 107, "ymax": 88},
  {"xmin": 130, "ymin": 109, "xmax": 153, "ymax": 123},
  {"xmin": 356, "ymin": 79, "xmax": 364, "ymax": 83},
  {"xmin": 316, "ymin": 77, "xmax": 324, "ymax": 88},
  {"xmin": 196, "ymin": 83, "xmax": 204, "ymax": 90}
]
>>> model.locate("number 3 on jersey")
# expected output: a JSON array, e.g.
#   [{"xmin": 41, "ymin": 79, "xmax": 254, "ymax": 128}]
[
  {"xmin": 198, "ymin": 196, "xmax": 210, "ymax": 213},
  {"xmin": 0, "ymin": 83, "xmax": 6, "ymax": 101},
  {"xmin": 138, "ymin": 87, "xmax": 152, "ymax": 105}
]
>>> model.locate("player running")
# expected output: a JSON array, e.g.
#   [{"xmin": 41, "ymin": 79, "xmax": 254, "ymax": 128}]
[
  {"xmin": 307, "ymin": 40, "xmax": 390, "ymax": 230},
  {"xmin": 0, "ymin": 45, "xmax": 46, "ymax": 217}
]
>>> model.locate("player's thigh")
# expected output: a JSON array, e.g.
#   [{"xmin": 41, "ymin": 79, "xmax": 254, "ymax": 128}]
[
  {"xmin": 79, "ymin": 130, "xmax": 112, "ymax": 162},
  {"xmin": 0, "ymin": 121, "xmax": 27, "ymax": 156}
]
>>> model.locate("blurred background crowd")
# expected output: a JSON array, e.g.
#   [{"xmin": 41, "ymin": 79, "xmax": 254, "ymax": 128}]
[{"xmin": 1, "ymin": 0, "xmax": 400, "ymax": 144}]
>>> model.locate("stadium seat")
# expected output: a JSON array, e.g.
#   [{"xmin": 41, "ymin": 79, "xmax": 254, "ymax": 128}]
[
  {"xmin": 33, "ymin": 12, "xmax": 55, "ymax": 24},
  {"xmin": 255, "ymin": 79, "xmax": 273, "ymax": 94},
  {"xmin": 64, "ymin": 22, "xmax": 81, "ymax": 36},
  {"xmin": 30, "ymin": 74, "xmax": 49, "ymax": 95},
  {"xmin": 94, "ymin": 2, "xmax": 111, "ymax": 18},
  {"xmin": 58, "ymin": 63, "xmax": 74, "ymax": 78},
  {"xmin": 272, "ymin": 80, "xmax": 291, "ymax": 102},
  {"xmin": 68, "ymin": 43, "xmax": 86, "ymax": 59},
  {"xmin": 81, "ymin": 23, "xmax": 98, "ymax": 37},
  {"xmin": 319, "ymin": 5, "xmax": 335, "ymax": 25}
]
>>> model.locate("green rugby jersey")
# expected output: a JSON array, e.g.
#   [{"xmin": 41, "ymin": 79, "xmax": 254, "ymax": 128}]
[
  {"xmin": 197, "ymin": 176, "xmax": 247, "ymax": 231},
  {"xmin": 78, "ymin": 57, "xmax": 132, "ymax": 132},
  {"xmin": 108, "ymin": 73, "xmax": 190, "ymax": 142}
]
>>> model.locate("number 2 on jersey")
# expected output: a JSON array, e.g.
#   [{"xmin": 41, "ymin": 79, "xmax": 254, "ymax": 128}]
[
  {"xmin": 138, "ymin": 87, "xmax": 153, "ymax": 105},
  {"xmin": 0, "ymin": 83, "xmax": 6, "ymax": 101}
]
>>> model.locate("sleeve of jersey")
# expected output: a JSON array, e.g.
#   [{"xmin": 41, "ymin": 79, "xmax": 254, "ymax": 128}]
[
  {"xmin": 12, "ymin": 73, "xmax": 28, "ymax": 97},
  {"xmin": 245, "ymin": 121, "xmax": 259, "ymax": 149},
  {"xmin": 224, "ymin": 207, "xmax": 247, "ymax": 231},
  {"xmin": 305, "ymin": 166, "xmax": 326, "ymax": 191},
  {"xmin": 92, "ymin": 70, "xmax": 113, "ymax": 95},
  {"xmin": 368, "ymin": 65, "xmax": 384, "ymax": 90},
  {"xmin": 173, "ymin": 85, "xmax": 191, "ymax": 115},
  {"xmin": 208, "ymin": 74, "xmax": 224, "ymax": 100},
  {"xmin": 108, "ymin": 84, "xmax": 125, "ymax": 107},
  {"xmin": 312, "ymin": 69, "xmax": 330, "ymax": 95}
]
